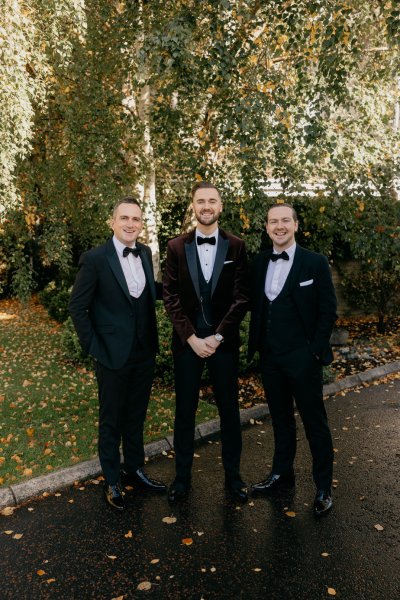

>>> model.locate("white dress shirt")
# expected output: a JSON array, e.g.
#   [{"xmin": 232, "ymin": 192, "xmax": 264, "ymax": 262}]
[
  {"xmin": 196, "ymin": 227, "xmax": 219, "ymax": 283},
  {"xmin": 265, "ymin": 242, "xmax": 296, "ymax": 301},
  {"xmin": 113, "ymin": 236, "xmax": 146, "ymax": 298}
]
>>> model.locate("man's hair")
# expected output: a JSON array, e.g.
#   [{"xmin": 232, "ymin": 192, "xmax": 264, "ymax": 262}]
[
  {"xmin": 191, "ymin": 181, "xmax": 221, "ymax": 200},
  {"xmin": 266, "ymin": 202, "xmax": 298, "ymax": 222},
  {"xmin": 113, "ymin": 196, "xmax": 142, "ymax": 216}
]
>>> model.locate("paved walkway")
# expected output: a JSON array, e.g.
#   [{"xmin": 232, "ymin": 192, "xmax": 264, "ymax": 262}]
[{"xmin": 0, "ymin": 374, "xmax": 399, "ymax": 599}]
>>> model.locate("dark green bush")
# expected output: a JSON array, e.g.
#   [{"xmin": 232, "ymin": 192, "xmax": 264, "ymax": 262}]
[{"xmin": 38, "ymin": 281, "xmax": 71, "ymax": 323}]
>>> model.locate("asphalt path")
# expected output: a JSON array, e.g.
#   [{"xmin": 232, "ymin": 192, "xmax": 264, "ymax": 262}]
[{"xmin": 1, "ymin": 377, "xmax": 399, "ymax": 600}]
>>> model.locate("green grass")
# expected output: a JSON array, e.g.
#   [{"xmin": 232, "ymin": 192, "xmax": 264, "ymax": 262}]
[{"xmin": 0, "ymin": 298, "xmax": 218, "ymax": 487}]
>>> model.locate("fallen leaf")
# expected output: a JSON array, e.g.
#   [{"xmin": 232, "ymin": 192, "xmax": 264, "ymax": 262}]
[
  {"xmin": 327, "ymin": 588, "xmax": 337, "ymax": 596},
  {"xmin": 285, "ymin": 511, "xmax": 296, "ymax": 517},
  {"xmin": 321, "ymin": 552, "xmax": 330, "ymax": 557},
  {"xmin": 4, "ymin": 531, "xmax": 13, "ymax": 535},
  {"xmin": 374, "ymin": 524, "xmax": 384, "ymax": 531},
  {"xmin": 253, "ymin": 568, "xmax": 262, "ymax": 572},
  {"xmin": 210, "ymin": 567, "xmax": 216, "ymax": 572},
  {"xmin": 182, "ymin": 538, "xmax": 193, "ymax": 545},
  {"xmin": 162, "ymin": 516, "xmax": 177, "ymax": 524},
  {"xmin": 137, "ymin": 581, "xmax": 152, "ymax": 591},
  {"xmin": 23, "ymin": 468, "xmax": 33, "ymax": 476},
  {"xmin": 46, "ymin": 579, "xmax": 56, "ymax": 584},
  {"xmin": 13, "ymin": 533, "xmax": 23, "ymax": 539},
  {"xmin": 37, "ymin": 570, "xmax": 46, "ymax": 576},
  {"xmin": 124, "ymin": 530, "xmax": 133, "ymax": 538},
  {"xmin": 107, "ymin": 555, "xmax": 117, "ymax": 560},
  {"xmin": 150, "ymin": 559, "xmax": 160, "ymax": 564}
]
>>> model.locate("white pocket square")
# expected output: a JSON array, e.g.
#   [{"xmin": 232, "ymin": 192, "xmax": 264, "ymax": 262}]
[
  {"xmin": 224, "ymin": 260, "xmax": 234, "ymax": 264},
  {"xmin": 300, "ymin": 279, "xmax": 314, "ymax": 287}
]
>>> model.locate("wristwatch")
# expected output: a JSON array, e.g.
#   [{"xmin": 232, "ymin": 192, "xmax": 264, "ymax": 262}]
[{"xmin": 214, "ymin": 333, "xmax": 224, "ymax": 343}]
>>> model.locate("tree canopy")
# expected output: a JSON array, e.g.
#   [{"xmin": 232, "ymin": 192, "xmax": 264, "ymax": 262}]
[{"xmin": 0, "ymin": 0, "xmax": 399, "ymax": 298}]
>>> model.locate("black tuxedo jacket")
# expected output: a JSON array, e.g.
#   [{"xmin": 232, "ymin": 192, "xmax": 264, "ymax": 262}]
[
  {"xmin": 163, "ymin": 228, "xmax": 249, "ymax": 355},
  {"xmin": 248, "ymin": 245, "xmax": 337, "ymax": 365},
  {"xmin": 69, "ymin": 238, "xmax": 158, "ymax": 370}
]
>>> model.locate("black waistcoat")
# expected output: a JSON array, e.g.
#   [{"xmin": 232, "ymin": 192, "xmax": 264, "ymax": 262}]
[
  {"xmin": 195, "ymin": 251, "xmax": 214, "ymax": 336},
  {"xmin": 261, "ymin": 268, "xmax": 308, "ymax": 355}
]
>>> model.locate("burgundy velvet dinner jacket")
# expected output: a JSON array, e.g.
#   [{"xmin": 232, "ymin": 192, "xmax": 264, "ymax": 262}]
[{"xmin": 163, "ymin": 228, "xmax": 249, "ymax": 355}]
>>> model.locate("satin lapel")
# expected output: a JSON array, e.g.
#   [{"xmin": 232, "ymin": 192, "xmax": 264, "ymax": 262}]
[
  {"xmin": 106, "ymin": 239, "xmax": 131, "ymax": 301},
  {"xmin": 211, "ymin": 236, "xmax": 229, "ymax": 296},
  {"xmin": 256, "ymin": 251, "xmax": 271, "ymax": 307},
  {"xmin": 286, "ymin": 245, "xmax": 305, "ymax": 292},
  {"xmin": 185, "ymin": 239, "xmax": 200, "ymax": 299},
  {"xmin": 138, "ymin": 244, "xmax": 156, "ymax": 303}
]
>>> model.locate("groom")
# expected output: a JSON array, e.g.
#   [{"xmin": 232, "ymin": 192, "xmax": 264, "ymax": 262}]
[{"xmin": 163, "ymin": 181, "xmax": 249, "ymax": 504}]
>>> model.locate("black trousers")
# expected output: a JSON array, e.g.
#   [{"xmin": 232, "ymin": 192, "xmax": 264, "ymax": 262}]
[
  {"xmin": 95, "ymin": 350, "xmax": 155, "ymax": 485},
  {"xmin": 173, "ymin": 346, "xmax": 242, "ymax": 485},
  {"xmin": 259, "ymin": 345, "xmax": 333, "ymax": 490}
]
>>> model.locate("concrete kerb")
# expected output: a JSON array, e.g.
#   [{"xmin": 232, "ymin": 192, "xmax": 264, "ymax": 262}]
[{"xmin": 1, "ymin": 360, "xmax": 399, "ymax": 511}]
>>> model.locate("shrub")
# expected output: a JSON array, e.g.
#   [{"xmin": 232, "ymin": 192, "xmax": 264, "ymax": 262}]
[{"xmin": 38, "ymin": 281, "xmax": 71, "ymax": 323}]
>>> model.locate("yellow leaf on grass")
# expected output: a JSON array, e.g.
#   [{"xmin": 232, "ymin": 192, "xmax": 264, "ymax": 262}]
[
  {"xmin": 182, "ymin": 537, "xmax": 193, "ymax": 545},
  {"xmin": 37, "ymin": 570, "xmax": 46, "ymax": 576},
  {"xmin": 4, "ymin": 530, "xmax": 13, "ymax": 535},
  {"xmin": 124, "ymin": 530, "xmax": 133, "ymax": 538},
  {"xmin": 23, "ymin": 468, "xmax": 33, "ymax": 476},
  {"xmin": 327, "ymin": 588, "xmax": 337, "ymax": 596},
  {"xmin": 26, "ymin": 428, "xmax": 35, "ymax": 437},
  {"xmin": 137, "ymin": 581, "xmax": 152, "ymax": 591},
  {"xmin": 150, "ymin": 559, "xmax": 160, "ymax": 564},
  {"xmin": 13, "ymin": 533, "xmax": 23, "ymax": 539},
  {"xmin": 46, "ymin": 579, "xmax": 56, "ymax": 583},
  {"xmin": 162, "ymin": 516, "xmax": 177, "ymax": 524},
  {"xmin": 285, "ymin": 511, "xmax": 296, "ymax": 517}
]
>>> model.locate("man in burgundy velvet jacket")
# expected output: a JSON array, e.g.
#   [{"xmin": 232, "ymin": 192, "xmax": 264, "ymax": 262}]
[{"xmin": 163, "ymin": 181, "xmax": 249, "ymax": 503}]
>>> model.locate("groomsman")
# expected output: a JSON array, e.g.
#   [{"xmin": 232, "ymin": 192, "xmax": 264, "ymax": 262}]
[
  {"xmin": 69, "ymin": 197, "xmax": 166, "ymax": 511},
  {"xmin": 163, "ymin": 182, "xmax": 249, "ymax": 503},
  {"xmin": 248, "ymin": 203, "xmax": 337, "ymax": 515}
]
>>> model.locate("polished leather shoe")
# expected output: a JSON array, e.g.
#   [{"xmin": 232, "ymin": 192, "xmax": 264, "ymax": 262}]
[
  {"xmin": 225, "ymin": 480, "xmax": 249, "ymax": 503},
  {"xmin": 251, "ymin": 472, "xmax": 295, "ymax": 495},
  {"xmin": 314, "ymin": 490, "xmax": 333, "ymax": 516},
  {"xmin": 121, "ymin": 468, "xmax": 167, "ymax": 493},
  {"xmin": 103, "ymin": 483, "xmax": 125, "ymax": 511},
  {"xmin": 167, "ymin": 482, "xmax": 190, "ymax": 504}
]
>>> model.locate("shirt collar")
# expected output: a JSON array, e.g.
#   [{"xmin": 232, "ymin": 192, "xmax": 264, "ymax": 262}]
[
  {"xmin": 272, "ymin": 242, "xmax": 296, "ymax": 257},
  {"xmin": 196, "ymin": 227, "xmax": 219, "ymax": 240},
  {"xmin": 113, "ymin": 235, "xmax": 137, "ymax": 257}
]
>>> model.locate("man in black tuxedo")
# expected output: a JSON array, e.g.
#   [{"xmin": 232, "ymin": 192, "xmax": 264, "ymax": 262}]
[
  {"xmin": 163, "ymin": 182, "xmax": 249, "ymax": 504},
  {"xmin": 248, "ymin": 203, "xmax": 337, "ymax": 515},
  {"xmin": 69, "ymin": 197, "xmax": 166, "ymax": 511}
]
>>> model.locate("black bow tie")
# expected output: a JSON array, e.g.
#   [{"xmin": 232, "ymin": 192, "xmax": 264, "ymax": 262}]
[
  {"xmin": 197, "ymin": 236, "xmax": 216, "ymax": 246},
  {"xmin": 270, "ymin": 251, "xmax": 289, "ymax": 262},
  {"xmin": 123, "ymin": 246, "xmax": 141, "ymax": 258}
]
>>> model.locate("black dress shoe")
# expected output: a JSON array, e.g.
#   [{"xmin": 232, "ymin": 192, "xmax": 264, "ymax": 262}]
[
  {"xmin": 314, "ymin": 490, "xmax": 333, "ymax": 516},
  {"xmin": 103, "ymin": 483, "xmax": 125, "ymax": 511},
  {"xmin": 225, "ymin": 480, "xmax": 249, "ymax": 504},
  {"xmin": 251, "ymin": 472, "xmax": 295, "ymax": 495},
  {"xmin": 167, "ymin": 482, "xmax": 190, "ymax": 504},
  {"xmin": 121, "ymin": 468, "xmax": 167, "ymax": 493}
]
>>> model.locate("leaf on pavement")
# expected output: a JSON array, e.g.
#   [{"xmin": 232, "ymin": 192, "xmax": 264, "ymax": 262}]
[
  {"xmin": 107, "ymin": 555, "xmax": 117, "ymax": 560},
  {"xmin": 285, "ymin": 511, "xmax": 296, "ymax": 517},
  {"xmin": 321, "ymin": 552, "xmax": 330, "ymax": 557},
  {"xmin": 162, "ymin": 516, "xmax": 177, "ymax": 524},
  {"xmin": 137, "ymin": 581, "xmax": 152, "ymax": 591},
  {"xmin": 150, "ymin": 559, "xmax": 160, "ymax": 564},
  {"xmin": 124, "ymin": 530, "xmax": 133, "ymax": 538},
  {"xmin": 37, "ymin": 570, "xmax": 46, "ymax": 576},
  {"xmin": 327, "ymin": 588, "xmax": 337, "ymax": 596},
  {"xmin": 0, "ymin": 506, "xmax": 15, "ymax": 516},
  {"xmin": 13, "ymin": 533, "xmax": 23, "ymax": 539},
  {"xmin": 374, "ymin": 524, "xmax": 384, "ymax": 531},
  {"xmin": 182, "ymin": 538, "xmax": 193, "ymax": 545}
]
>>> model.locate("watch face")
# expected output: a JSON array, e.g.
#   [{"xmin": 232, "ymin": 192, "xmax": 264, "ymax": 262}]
[{"xmin": 215, "ymin": 333, "xmax": 223, "ymax": 342}]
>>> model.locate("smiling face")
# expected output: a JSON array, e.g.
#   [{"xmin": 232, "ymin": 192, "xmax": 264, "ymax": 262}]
[
  {"xmin": 192, "ymin": 186, "xmax": 223, "ymax": 234},
  {"xmin": 266, "ymin": 205, "xmax": 298, "ymax": 251},
  {"xmin": 111, "ymin": 202, "xmax": 142, "ymax": 246}
]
